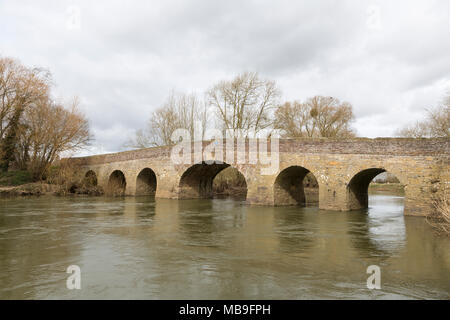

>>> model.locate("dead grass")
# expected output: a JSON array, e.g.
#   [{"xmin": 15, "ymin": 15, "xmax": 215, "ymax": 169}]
[
  {"xmin": 105, "ymin": 178, "xmax": 126, "ymax": 196},
  {"xmin": 427, "ymin": 191, "xmax": 450, "ymax": 236}
]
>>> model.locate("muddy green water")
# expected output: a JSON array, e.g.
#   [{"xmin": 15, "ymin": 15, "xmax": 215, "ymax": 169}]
[{"xmin": 0, "ymin": 193, "xmax": 449, "ymax": 299}]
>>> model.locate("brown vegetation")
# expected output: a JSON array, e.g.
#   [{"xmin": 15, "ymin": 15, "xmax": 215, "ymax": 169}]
[
  {"xmin": 126, "ymin": 73, "xmax": 358, "ymax": 149},
  {"xmin": 0, "ymin": 182, "xmax": 61, "ymax": 196},
  {"xmin": 0, "ymin": 57, "xmax": 51, "ymax": 171},
  {"xmin": 105, "ymin": 170, "xmax": 126, "ymax": 196},
  {"xmin": 368, "ymin": 183, "xmax": 405, "ymax": 194},
  {"xmin": 47, "ymin": 160, "xmax": 103, "ymax": 196},
  {"xmin": 427, "ymin": 191, "xmax": 450, "ymax": 236},
  {"xmin": 274, "ymin": 96, "xmax": 355, "ymax": 138},
  {"xmin": 212, "ymin": 167, "xmax": 247, "ymax": 199},
  {"xmin": 16, "ymin": 97, "xmax": 91, "ymax": 180},
  {"xmin": 207, "ymin": 72, "xmax": 280, "ymax": 137},
  {"xmin": 0, "ymin": 55, "xmax": 91, "ymax": 186},
  {"xmin": 125, "ymin": 92, "xmax": 208, "ymax": 148}
]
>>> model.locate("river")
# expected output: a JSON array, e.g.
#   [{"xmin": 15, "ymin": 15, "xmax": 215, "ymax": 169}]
[{"xmin": 0, "ymin": 193, "xmax": 449, "ymax": 299}]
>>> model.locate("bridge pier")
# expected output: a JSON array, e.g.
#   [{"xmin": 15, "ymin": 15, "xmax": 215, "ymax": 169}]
[
  {"xmin": 246, "ymin": 174, "xmax": 275, "ymax": 205},
  {"xmin": 318, "ymin": 185, "xmax": 348, "ymax": 211},
  {"xmin": 155, "ymin": 175, "xmax": 180, "ymax": 199}
]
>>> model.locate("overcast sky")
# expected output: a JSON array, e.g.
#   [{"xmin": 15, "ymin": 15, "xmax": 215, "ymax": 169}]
[{"xmin": 1, "ymin": 0, "xmax": 449, "ymax": 155}]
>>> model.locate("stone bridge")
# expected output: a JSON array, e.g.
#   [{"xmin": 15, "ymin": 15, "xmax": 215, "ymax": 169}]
[{"xmin": 71, "ymin": 138, "xmax": 449, "ymax": 216}]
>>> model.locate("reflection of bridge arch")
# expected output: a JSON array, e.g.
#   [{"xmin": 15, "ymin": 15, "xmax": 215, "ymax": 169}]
[
  {"xmin": 178, "ymin": 162, "xmax": 247, "ymax": 200},
  {"xmin": 347, "ymin": 168, "xmax": 404, "ymax": 211},
  {"xmin": 274, "ymin": 165, "xmax": 319, "ymax": 206},
  {"xmin": 136, "ymin": 168, "xmax": 157, "ymax": 197}
]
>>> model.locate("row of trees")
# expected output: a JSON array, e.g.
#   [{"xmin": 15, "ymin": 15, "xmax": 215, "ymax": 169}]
[
  {"xmin": 129, "ymin": 92, "xmax": 208, "ymax": 148},
  {"xmin": 126, "ymin": 72, "xmax": 357, "ymax": 148},
  {"xmin": 397, "ymin": 95, "xmax": 450, "ymax": 138},
  {"xmin": 274, "ymin": 96, "xmax": 354, "ymax": 138},
  {"xmin": 127, "ymin": 71, "xmax": 449, "ymax": 148},
  {"xmin": 0, "ymin": 56, "xmax": 91, "ymax": 180}
]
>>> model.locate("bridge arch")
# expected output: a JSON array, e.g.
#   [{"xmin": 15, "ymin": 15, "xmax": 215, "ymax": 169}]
[
  {"xmin": 136, "ymin": 168, "xmax": 157, "ymax": 196},
  {"xmin": 107, "ymin": 170, "xmax": 127, "ymax": 196},
  {"xmin": 178, "ymin": 162, "xmax": 247, "ymax": 200},
  {"xmin": 273, "ymin": 165, "xmax": 319, "ymax": 206},
  {"xmin": 83, "ymin": 170, "xmax": 98, "ymax": 187},
  {"xmin": 347, "ymin": 167, "xmax": 405, "ymax": 210}
]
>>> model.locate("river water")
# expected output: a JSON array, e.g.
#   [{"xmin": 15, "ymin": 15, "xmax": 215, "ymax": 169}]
[{"xmin": 0, "ymin": 193, "xmax": 449, "ymax": 299}]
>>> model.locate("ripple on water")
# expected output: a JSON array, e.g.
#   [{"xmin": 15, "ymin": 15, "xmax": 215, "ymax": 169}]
[{"xmin": 0, "ymin": 194, "xmax": 449, "ymax": 299}]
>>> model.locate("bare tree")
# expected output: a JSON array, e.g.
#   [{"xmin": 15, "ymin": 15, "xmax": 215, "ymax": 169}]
[
  {"xmin": 125, "ymin": 91, "xmax": 208, "ymax": 148},
  {"xmin": 397, "ymin": 95, "xmax": 450, "ymax": 138},
  {"xmin": 15, "ymin": 97, "xmax": 91, "ymax": 180},
  {"xmin": 273, "ymin": 101, "xmax": 313, "ymax": 137},
  {"xmin": 396, "ymin": 121, "xmax": 429, "ymax": 138},
  {"xmin": 207, "ymin": 72, "xmax": 280, "ymax": 137},
  {"xmin": 0, "ymin": 57, "xmax": 51, "ymax": 171},
  {"xmin": 274, "ymin": 96, "xmax": 355, "ymax": 138}
]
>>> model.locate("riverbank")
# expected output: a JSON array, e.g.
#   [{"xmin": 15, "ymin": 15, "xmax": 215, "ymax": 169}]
[
  {"xmin": 368, "ymin": 183, "xmax": 405, "ymax": 194},
  {"xmin": 0, "ymin": 182, "xmax": 103, "ymax": 197},
  {"xmin": 0, "ymin": 182, "xmax": 59, "ymax": 196}
]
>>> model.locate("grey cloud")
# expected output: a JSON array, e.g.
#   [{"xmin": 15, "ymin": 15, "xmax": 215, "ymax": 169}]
[{"xmin": 1, "ymin": 0, "xmax": 449, "ymax": 154}]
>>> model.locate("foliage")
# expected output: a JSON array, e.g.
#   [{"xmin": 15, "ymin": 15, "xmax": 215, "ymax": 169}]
[
  {"xmin": 213, "ymin": 167, "xmax": 247, "ymax": 192},
  {"xmin": 0, "ymin": 170, "xmax": 32, "ymax": 186},
  {"xmin": 0, "ymin": 55, "xmax": 91, "ymax": 181},
  {"xmin": 427, "ymin": 191, "xmax": 450, "ymax": 236},
  {"xmin": 0, "ymin": 57, "xmax": 51, "ymax": 171},
  {"xmin": 15, "ymin": 97, "xmax": 91, "ymax": 180},
  {"xmin": 47, "ymin": 160, "xmax": 102, "ymax": 195}
]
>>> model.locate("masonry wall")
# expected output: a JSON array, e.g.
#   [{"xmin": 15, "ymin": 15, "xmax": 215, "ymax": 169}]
[{"xmin": 72, "ymin": 138, "xmax": 449, "ymax": 217}]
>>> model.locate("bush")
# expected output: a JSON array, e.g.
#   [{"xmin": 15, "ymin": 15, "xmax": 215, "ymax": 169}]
[
  {"xmin": 0, "ymin": 170, "xmax": 33, "ymax": 186},
  {"xmin": 47, "ymin": 159, "xmax": 103, "ymax": 196},
  {"xmin": 427, "ymin": 191, "xmax": 450, "ymax": 236}
]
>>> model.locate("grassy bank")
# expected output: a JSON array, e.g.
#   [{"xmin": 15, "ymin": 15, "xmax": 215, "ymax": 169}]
[
  {"xmin": 0, "ymin": 182, "xmax": 61, "ymax": 196},
  {"xmin": 0, "ymin": 170, "xmax": 33, "ymax": 186},
  {"xmin": 368, "ymin": 183, "xmax": 405, "ymax": 195},
  {"xmin": 0, "ymin": 168, "xmax": 103, "ymax": 197}
]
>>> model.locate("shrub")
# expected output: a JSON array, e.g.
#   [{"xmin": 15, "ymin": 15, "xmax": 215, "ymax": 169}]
[
  {"xmin": 0, "ymin": 170, "xmax": 33, "ymax": 186},
  {"xmin": 427, "ymin": 191, "xmax": 450, "ymax": 236}
]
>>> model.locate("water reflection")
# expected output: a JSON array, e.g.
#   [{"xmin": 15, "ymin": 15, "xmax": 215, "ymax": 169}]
[
  {"xmin": 272, "ymin": 206, "xmax": 316, "ymax": 254},
  {"xmin": 0, "ymin": 193, "xmax": 449, "ymax": 299},
  {"xmin": 177, "ymin": 199, "xmax": 245, "ymax": 248},
  {"xmin": 346, "ymin": 194, "xmax": 406, "ymax": 259}
]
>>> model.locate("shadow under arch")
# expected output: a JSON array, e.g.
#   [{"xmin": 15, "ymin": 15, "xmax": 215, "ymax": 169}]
[
  {"xmin": 347, "ymin": 168, "xmax": 404, "ymax": 211},
  {"xmin": 107, "ymin": 170, "xmax": 126, "ymax": 196},
  {"xmin": 273, "ymin": 165, "xmax": 319, "ymax": 206},
  {"xmin": 178, "ymin": 161, "xmax": 247, "ymax": 200},
  {"xmin": 136, "ymin": 168, "xmax": 157, "ymax": 197},
  {"xmin": 83, "ymin": 170, "xmax": 98, "ymax": 187}
]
